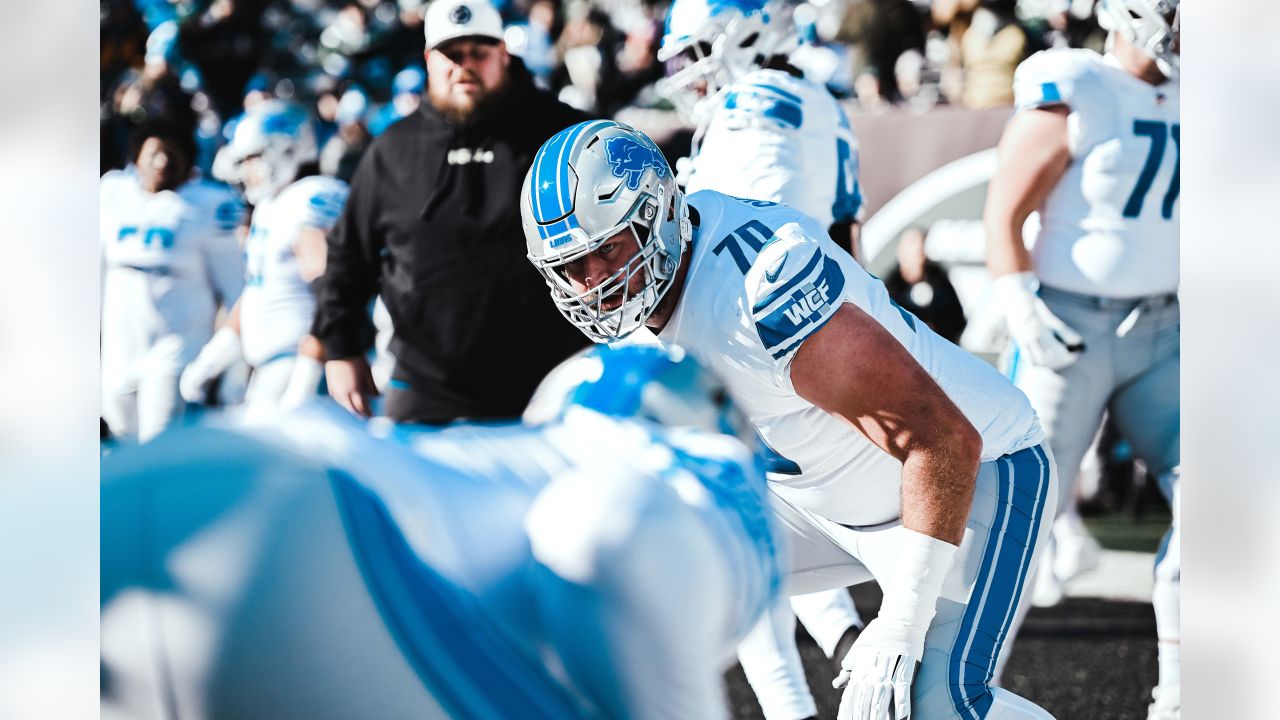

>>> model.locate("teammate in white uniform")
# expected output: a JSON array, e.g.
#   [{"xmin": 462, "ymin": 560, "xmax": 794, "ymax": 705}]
[
  {"xmin": 523, "ymin": 120, "xmax": 1056, "ymax": 720},
  {"xmin": 102, "ymin": 344, "xmax": 781, "ymax": 720},
  {"xmin": 659, "ymin": 1, "xmax": 865, "ymax": 715},
  {"xmin": 100, "ymin": 121, "xmax": 245, "ymax": 441},
  {"xmin": 182, "ymin": 100, "xmax": 347, "ymax": 409},
  {"xmin": 984, "ymin": 2, "xmax": 1180, "ymax": 717},
  {"xmin": 660, "ymin": 0, "xmax": 864, "ymax": 260}
]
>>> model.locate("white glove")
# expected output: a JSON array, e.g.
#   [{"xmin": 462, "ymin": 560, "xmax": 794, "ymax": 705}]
[
  {"xmin": 834, "ymin": 638, "xmax": 917, "ymax": 720},
  {"xmin": 992, "ymin": 271, "xmax": 1084, "ymax": 370},
  {"xmin": 834, "ymin": 529, "xmax": 958, "ymax": 720},
  {"xmin": 279, "ymin": 355, "xmax": 325, "ymax": 409},
  {"xmin": 180, "ymin": 327, "xmax": 243, "ymax": 403}
]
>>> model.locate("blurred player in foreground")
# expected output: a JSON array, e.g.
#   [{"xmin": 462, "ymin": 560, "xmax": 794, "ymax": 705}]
[
  {"xmin": 102, "ymin": 344, "xmax": 780, "ymax": 719},
  {"xmin": 523, "ymin": 120, "xmax": 1057, "ymax": 720},
  {"xmin": 984, "ymin": 1, "xmax": 1180, "ymax": 716},
  {"xmin": 100, "ymin": 121, "xmax": 245, "ymax": 441},
  {"xmin": 181, "ymin": 100, "xmax": 348, "ymax": 410},
  {"xmin": 659, "ymin": 0, "xmax": 866, "ymax": 715}
]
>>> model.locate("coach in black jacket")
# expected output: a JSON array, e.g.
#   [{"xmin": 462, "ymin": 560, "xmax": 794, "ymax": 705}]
[{"xmin": 312, "ymin": 0, "xmax": 590, "ymax": 424}]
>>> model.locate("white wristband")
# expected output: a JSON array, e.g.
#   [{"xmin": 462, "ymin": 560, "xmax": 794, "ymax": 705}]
[
  {"xmin": 991, "ymin": 271, "xmax": 1038, "ymax": 313},
  {"xmin": 875, "ymin": 528, "xmax": 959, "ymax": 657}
]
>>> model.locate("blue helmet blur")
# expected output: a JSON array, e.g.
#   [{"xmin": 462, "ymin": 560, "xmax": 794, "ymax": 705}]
[{"xmin": 524, "ymin": 344, "xmax": 752, "ymax": 445}]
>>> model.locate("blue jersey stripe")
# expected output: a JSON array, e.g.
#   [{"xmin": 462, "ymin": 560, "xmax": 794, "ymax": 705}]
[
  {"xmin": 330, "ymin": 471, "xmax": 585, "ymax": 720},
  {"xmin": 744, "ymin": 83, "xmax": 803, "ymax": 105}
]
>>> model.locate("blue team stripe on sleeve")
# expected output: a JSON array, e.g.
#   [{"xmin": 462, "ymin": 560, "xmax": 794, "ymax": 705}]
[
  {"xmin": 745, "ymin": 83, "xmax": 803, "ymax": 105},
  {"xmin": 752, "ymin": 250, "xmax": 823, "ymax": 314},
  {"xmin": 1040, "ymin": 82, "xmax": 1061, "ymax": 103}
]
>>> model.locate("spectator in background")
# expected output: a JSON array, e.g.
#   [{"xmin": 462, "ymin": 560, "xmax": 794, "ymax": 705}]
[
  {"xmin": 311, "ymin": 0, "xmax": 590, "ymax": 424},
  {"xmin": 320, "ymin": 85, "xmax": 372, "ymax": 180},
  {"xmin": 883, "ymin": 226, "xmax": 967, "ymax": 343},
  {"xmin": 551, "ymin": 0, "xmax": 619, "ymax": 112},
  {"xmin": 177, "ymin": 0, "xmax": 271, "ymax": 120},
  {"xmin": 368, "ymin": 65, "xmax": 426, "ymax": 135},
  {"xmin": 509, "ymin": 0, "xmax": 559, "ymax": 88},
  {"xmin": 957, "ymin": 0, "xmax": 1030, "ymax": 108},
  {"xmin": 596, "ymin": 14, "xmax": 665, "ymax": 116},
  {"xmin": 100, "ymin": 121, "xmax": 245, "ymax": 441},
  {"xmin": 838, "ymin": 0, "xmax": 927, "ymax": 102},
  {"xmin": 103, "ymin": 21, "xmax": 201, "ymax": 171}
]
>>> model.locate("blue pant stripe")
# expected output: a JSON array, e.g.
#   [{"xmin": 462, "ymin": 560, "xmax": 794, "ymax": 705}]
[{"xmin": 947, "ymin": 446, "xmax": 1050, "ymax": 719}]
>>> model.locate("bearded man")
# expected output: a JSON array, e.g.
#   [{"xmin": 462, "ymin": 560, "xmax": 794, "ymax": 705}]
[{"xmin": 312, "ymin": 0, "xmax": 590, "ymax": 424}]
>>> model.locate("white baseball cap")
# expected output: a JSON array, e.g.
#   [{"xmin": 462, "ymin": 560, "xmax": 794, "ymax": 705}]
[{"xmin": 424, "ymin": 0, "xmax": 504, "ymax": 50}]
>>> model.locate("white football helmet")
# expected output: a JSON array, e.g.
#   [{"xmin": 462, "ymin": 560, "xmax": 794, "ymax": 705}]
[
  {"xmin": 1097, "ymin": 0, "xmax": 1179, "ymax": 79},
  {"xmin": 656, "ymin": 0, "xmax": 800, "ymax": 122},
  {"xmin": 214, "ymin": 99, "xmax": 318, "ymax": 205},
  {"xmin": 522, "ymin": 120, "xmax": 691, "ymax": 343}
]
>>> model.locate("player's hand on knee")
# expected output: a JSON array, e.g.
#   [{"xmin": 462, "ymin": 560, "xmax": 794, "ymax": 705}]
[
  {"xmin": 179, "ymin": 327, "xmax": 242, "ymax": 404},
  {"xmin": 834, "ymin": 632, "xmax": 917, "ymax": 720},
  {"xmin": 993, "ymin": 271, "xmax": 1084, "ymax": 370}
]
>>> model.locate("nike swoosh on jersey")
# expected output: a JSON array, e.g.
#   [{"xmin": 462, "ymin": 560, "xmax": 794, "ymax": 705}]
[{"xmin": 764, "ymin": 253, "xmax": 787, "ymax": 283}]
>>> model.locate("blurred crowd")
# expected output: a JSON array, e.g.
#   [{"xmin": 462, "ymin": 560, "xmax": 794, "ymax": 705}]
[{"xmin": 101, "ymin": 0, "xmax": 1113, "ymax": 178}]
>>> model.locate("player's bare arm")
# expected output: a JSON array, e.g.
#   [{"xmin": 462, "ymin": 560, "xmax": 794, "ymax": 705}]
[
  {"xmin": 790, "ymin": 302, "xmax": 981, "ymax": 545},
  {"xmin": 294, "ymin": 226, "xmax": 329, "ymax": 283},
  {"xmin": 984, "ymin": 105, "xmax": 1070, "ymax": 277}
]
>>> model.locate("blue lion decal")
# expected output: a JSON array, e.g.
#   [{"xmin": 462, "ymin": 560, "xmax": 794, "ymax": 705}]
[{"xmin": 604, "ymin": 135, "xmax": 668, "ymax": 191}]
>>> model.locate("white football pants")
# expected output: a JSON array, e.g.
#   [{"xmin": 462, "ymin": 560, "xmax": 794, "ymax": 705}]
[{"xmin": 771, "ymin": 443, "xmax": 1058, "ymax": 719}]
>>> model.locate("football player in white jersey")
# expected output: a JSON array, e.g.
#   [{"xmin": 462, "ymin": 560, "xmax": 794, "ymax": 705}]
[
  {"xmin": 523, "ymin": 120, "xmax": 1056, "ymax": 720},
  {"xmin": 100, "ymin": 121, "xmax": 246, "ymax": 442},
  {"xmin": 659, "ymin": 0, "xmax": 864, "ymax": 261},
  {"xmin": 102, "ymin": 344, "xmax": 781, "ymax": 720},
  {"xmin": 181, "ymin": 100, "xmax": 348, "ymax": 409},
  {"xmin": 983, "ymin": 1, "xmax": 1180, "ymax": 717},
  {"xmin": 659, "ymin": 1, "xmax": 866, "ymax": 716}
]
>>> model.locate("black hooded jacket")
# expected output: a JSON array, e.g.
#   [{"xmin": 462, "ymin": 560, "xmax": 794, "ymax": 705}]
[{"xmin": 312, "ymin": 56, "xmax": 591, "ymax": 422}]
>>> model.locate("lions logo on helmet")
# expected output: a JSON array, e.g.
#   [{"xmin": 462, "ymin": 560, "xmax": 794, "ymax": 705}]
[
  {"xmin": 522, "ymin": 121, "xmax": 692, "ymax": 342},
  {"xmin": 214, "ymin": 100, "xmax": 318, "ymax": 205},
  {"xmin": 605, "ymin": 135, "xmax": 669, "ymax": 190},
  {"xmin": 657, "ymin": 0, "xmax": 800, "ymax": 122}
]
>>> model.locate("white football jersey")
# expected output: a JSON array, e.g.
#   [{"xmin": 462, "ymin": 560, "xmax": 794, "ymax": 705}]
[
  {"xmin": 100, "ymin": 169, "xmax": 245, "ymax": 392},
  {"xmin": 239, "ymin": 175, "xmax": 348, "ymax": 366},
  {"xmin": 1014, "ymin": 49, "xmax": 1180, "ymax": 298},
  {"xmin": 657, "ymin": 191, "xmax": 1043, "ymax": 526},
  {"xmin": 685, "ymin": 69, "xmax": 862, "ymax": 229}
]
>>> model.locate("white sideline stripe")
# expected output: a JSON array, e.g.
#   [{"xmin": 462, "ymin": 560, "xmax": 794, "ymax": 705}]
[{"xmin": 1063, "ymin": 549, "xmax": 1157, "ymax": 603}]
